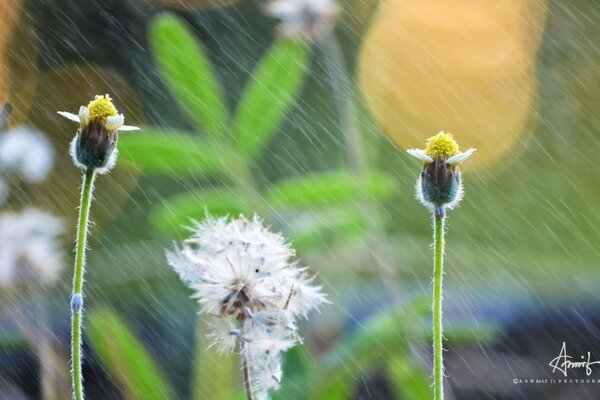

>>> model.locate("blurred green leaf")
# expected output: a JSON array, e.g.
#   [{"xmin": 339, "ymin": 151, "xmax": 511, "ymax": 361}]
[
  {"xmin": 320, "ymin": 297, "xmax": 497, "ymax": 374},
  {"xmin": 312, "ymin": 373, "xmax": 352, "ymax": 400},
  {"xmin": 286, "ymin": 205, "xmax": 371, "ymax": 250},
  {"xmin": 88, "ymin": 309, "xmax": 173, "ymax": 400},
  {"xmin": 119, "ymin": 128, "xmax": 225, "ymax": 176},
  {"xmin": 150, "ymin": 13, "xmax": 229, "ymax": 137},
  {"xmin": 312, "ymin": 297, "xmax": 428, "ymax": 398},
  {"xmin": 233, "ymin": 39, "xmax": 310, "ymax": 159},
  {"xmin": 388, "ymin": 355, "xmax": 432, "ymax": 400},
  {"xmin": 312, "ymin": 296, "xmax": 498, "ymax": 399},
  {"xmin": 266, "ymin": 170, "xmax": 398, "ymax": 209},
  {"xmin": 150, "ymin": 187, "xmax": 248, "ymax": 235}
]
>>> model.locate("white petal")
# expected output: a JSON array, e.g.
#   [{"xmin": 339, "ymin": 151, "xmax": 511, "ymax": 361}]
[
  {"xmin": 118, "ymin": 125, "xmax": 140, "ymax": 131},
  {"xmin": 57, "ymin": 111, "xmax": 80, "ymax": 123},
  {"xmin": 407, "ymin": 149, "xmax": 433, "ymax": 162},
  {"xmin": 78, "ymin": 106, "xmax": 89, "ymax": 126},
  {"xmin": 446, "ymin": 148, "xmax": 476, "ymax": 164},
  {"xmin": 105, "ymin": 114, "xmax": 124, "ymax": 131}
]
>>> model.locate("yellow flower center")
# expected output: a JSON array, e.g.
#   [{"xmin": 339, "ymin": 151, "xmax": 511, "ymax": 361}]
[
  {"xmin": 424, "ymin": 131, "xmax": 460, "ymax": 159},
  {"xmin": 87, "ymin": 94, "xmax": 118, "ymax": 122}
]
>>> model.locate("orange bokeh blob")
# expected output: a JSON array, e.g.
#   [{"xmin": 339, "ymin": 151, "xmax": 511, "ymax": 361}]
[
  {"xmin": 359, "ymin": 0, "xmax": 547, "ymax": 169},
  {"xmin": 0, "ymin": 0, "xmax": 23, "ymax": 105}
]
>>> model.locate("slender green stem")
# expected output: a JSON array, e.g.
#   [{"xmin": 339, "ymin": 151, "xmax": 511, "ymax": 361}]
[
  {"xmin": 433, "ymin": 214, "xmax": 445, "ymax": 400},
  {"xmin": 71, "ymin": 168, "xmax": 96, "ymax": 400}
]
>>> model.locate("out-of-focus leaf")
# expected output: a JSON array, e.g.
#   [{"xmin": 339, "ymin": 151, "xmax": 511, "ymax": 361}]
[
  {"xmin": 285, "ymin": 205, "xmax": 371, "ymax": 250},
  {"xmin": 150, "ymin": 187, "xmax": 248, "ymax": 235},
  {"xmin": 150, "ymin": 13, "xmax": 229, "ymax": 137},
  {"xmin": 193, "ymin": 320, "xmax": 245, "ymax": 400},
  {"xmin": 312, "ymin": 373, "xmax": 352, "ymax": 400},
  {"xmin": 0, "ymin": 331, "xmax": 26, "ymax": 350},
  {"xmin": 312, "ymin": 296, "xmax": 428, "ymax": 398},
  {"xmin": 118, "ymin": 128, "xmax": 225, "ymax": 176},
  {"xmin": 313, "ymin": 297, "xmax": 499, "ymax": 398},
  {"xmin": 266, "ymin": 170, "xmax": 398, "ymax": 209},
  {"xmin": 388, "ymin": 355, "xmax": 432, "ymax": 400},
  {"xmin": 233, "ymin": 39, "xmax": 310, "ymax": 159},
  {"xmin": 87, "ymin": 309, "xmax": 173, "ymax": 400}
]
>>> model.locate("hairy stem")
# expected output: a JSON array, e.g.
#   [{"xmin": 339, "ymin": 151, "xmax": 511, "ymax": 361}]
[
  {"xmin": 242, "ymin": 355, "xmax": 254, "ymax": 400},
  {"xmin": 71, "ymin": 168, "xmax": 96, "ymax": 400},
  {"xmin": 433, "ymin": 214, "xmax": 445, "ymax": 400}
]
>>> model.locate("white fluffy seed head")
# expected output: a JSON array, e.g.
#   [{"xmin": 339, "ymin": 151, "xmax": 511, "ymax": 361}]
[
  {"xmin": 0, "ymin": 208, "xmax": 64, "ymax": 286},
  {"xmin": 168, "ymin": 214, "xmax": 325, "ymax": 320},
  {"xmin": 168, "ymin": 214, "xmax": 326, "ymax": 399},
  {"xmin": 0, "ymin": 126, "xmax": 54, "ymax": 183}
]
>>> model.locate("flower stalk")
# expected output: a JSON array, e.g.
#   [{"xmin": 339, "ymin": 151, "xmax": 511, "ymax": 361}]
[
  {"xmin": 433, "ymin": 213, "xmax": 444, "ymax": 400},
  {"xmin": 242, "ymin": 348, "xmax": 255, "ymax": 400},
  {"xmin": 70, "ymin": 168, "xmax": 95, "ymax": 400}
]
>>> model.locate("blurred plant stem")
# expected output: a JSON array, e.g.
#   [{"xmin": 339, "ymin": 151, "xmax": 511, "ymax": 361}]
[
  {"xmin": 7, "ymin": 288, "xmax": 70, "ymax": 400},
  {"xmin": 320, "ymin": 33, "xmax": 398, "ymax": 301},
  {"xmin": 433, "ymin": 214, "xmax": 445, "ymax": 400},
  {"xmin": 71, "ymin": 168, "xmax": 96, "ymax": 400},
  {"xmin": 226, "ymin": 151, "xmax": 267, "ymax": 216}
]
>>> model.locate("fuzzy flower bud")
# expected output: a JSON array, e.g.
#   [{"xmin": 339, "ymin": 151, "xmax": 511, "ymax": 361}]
[
  {"xmin": 168, "ymin": 214, "xmax": 326, "ymax": 399},
  {"xmin": 407, "ymin": 132, "xmax": 476, "ymax": 217},
  {"xmin": 57, "ymin": 94, "xmax": 139, "ymax": 174}
]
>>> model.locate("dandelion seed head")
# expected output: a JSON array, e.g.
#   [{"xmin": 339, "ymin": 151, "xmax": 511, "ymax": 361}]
[
  {"xmin": 168, "ymin": 214, "xmax": 326, "ymax": 399},
  {"xmin": 170, "ymin": 214, "xmax": 324, "ymax": 319}
]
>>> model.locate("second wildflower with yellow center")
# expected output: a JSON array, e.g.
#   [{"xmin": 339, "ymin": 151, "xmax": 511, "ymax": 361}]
[{"xmin": 407, "ymin": 131, "xmax": 476, "ymax": 216}]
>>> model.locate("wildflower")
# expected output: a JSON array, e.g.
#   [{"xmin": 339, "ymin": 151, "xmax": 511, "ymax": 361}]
[
  {"xmin": 407, "ymin": 131, "xmax": 476, "ymax": 217},
  {"xmin": 0, "ymin": 208, "xmax": 64, "ymax": 286},
  {"xmin": 0, "ymin": 126, "xmax": 54, "ymax": 183},
  {"xmin": 168, "ymin": 214, "xmax": 326, "ymax": 400},
  {"xmin": 265, "ymin": 0, "xmax": 339, "ymax": 41},
  {"xmin": 407, "ymin": 131, "xmax": 475, "ymax": 400},
  {"xmin": 58, "ymin": 95, "xmax": 138, "ymax": 400},
  {"xmin": 57, "ymin": 94, "xmax": 138, "ymax": 174}
]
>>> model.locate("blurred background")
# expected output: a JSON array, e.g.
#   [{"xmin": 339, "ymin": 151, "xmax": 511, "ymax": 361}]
[{"xmin": 1, "ymin": 0, "xmax": 600, "ymax": 399}]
